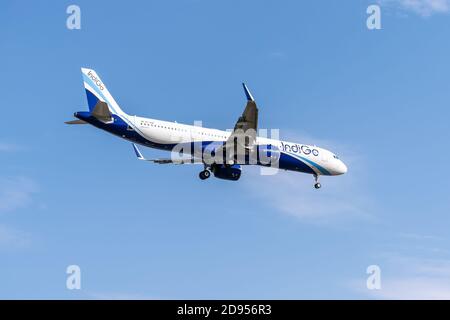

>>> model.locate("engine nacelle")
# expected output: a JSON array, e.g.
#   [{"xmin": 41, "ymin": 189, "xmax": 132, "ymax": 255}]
[{"xmin": 212, "ymin": 164, "xmax": 242, "ymax": 181}]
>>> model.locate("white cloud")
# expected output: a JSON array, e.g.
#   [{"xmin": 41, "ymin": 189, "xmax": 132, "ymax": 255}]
[
  {"xmin": 379, "ymin": 0, "xmax": 450, "ymax": 17},
  {"xmin": 372, "ymin": 277, "xmax": 450, "ymax": 299},
  {"xmin": 350, "ymin": 252, "xmax": 450, "ymax": 299},
  {"xmin": 368, "ymin": 256, "xmax": 450, "ymax": 299},
  {"xmin": 240, "ymin": 133, "xmax": 373, "ymax": 224},
  {"xmin": 0, "ymin": 176, "xmax": 38, "ymax": 213}
]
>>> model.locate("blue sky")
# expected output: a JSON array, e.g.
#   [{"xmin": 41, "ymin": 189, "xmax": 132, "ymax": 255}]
[{"xmin": 1, "ymin": 0, "xmax": 450, "ymax": 299}]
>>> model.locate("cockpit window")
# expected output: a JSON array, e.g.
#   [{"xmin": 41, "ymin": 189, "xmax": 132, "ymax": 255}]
[{"xmin": 333, "ymin": 155, "xmax": 339, "ymax": 159}]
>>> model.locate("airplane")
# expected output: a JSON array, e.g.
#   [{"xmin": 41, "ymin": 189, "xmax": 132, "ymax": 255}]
[{"xmin": 66, "ymin": 68, "xmax": 347, "ymax": 188}]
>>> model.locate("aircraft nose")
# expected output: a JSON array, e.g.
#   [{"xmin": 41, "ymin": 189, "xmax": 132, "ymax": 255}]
[{"xmin": 337, "ymin": 161, "xmax": 348, "ymax": 175}]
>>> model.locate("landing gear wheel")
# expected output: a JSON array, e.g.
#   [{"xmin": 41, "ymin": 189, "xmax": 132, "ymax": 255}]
[
  {"xmin": 199, "ymin": 170, "xmax": 211, "ymax": 180},
  {"xmin": 313, "ymin": 174, "xmax": 321, "ymax": 189}
]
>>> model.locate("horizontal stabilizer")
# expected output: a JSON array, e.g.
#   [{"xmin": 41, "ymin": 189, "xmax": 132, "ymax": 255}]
[
  {"xmin": 65, "ymin": 119, "xmax": 87, "ymax": 125},
  {"xmin": 91, "ymin": 101, "xmax": 113, "ymax": 123}
]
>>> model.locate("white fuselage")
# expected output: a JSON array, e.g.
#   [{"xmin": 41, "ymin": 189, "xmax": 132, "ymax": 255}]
[{"xmin": 127, "ymin": 115, "xmax": 347, "ymax": 176}]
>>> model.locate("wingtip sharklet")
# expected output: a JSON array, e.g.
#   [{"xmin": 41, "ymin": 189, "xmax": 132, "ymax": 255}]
[
  {"xmin": 132, "ymin": 143, "xmax": 145, "ymax": 160},
  {"xmin": 242, "ymin": 83, "xmax": 255, "ymax": 101}
]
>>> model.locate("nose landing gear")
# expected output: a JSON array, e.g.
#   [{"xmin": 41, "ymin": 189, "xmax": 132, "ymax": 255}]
[{"xmin": 313, "ymin": 174, "xmax": 321, "ymax": 189}]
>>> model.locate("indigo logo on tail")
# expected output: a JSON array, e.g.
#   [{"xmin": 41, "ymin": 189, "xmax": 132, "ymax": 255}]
[{"xmin": 87, "ymin": 70, "xmax": 104, "ymax": 91}]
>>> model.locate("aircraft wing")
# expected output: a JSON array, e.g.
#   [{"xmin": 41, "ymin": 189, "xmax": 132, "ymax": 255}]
[
  {"xmin": 218, "ymin": 83, "xmax": 259, "ymax": 163},
  {"xmin": 132, "ymin": 143, "xmax": 203, "ymax": 165}
]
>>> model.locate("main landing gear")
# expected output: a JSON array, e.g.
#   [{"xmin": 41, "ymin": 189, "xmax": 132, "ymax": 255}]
[
  {"xmin": 199, "ymin": 169, "xmax": 211, "ymax": 180},
  {"xmin": 313, "ymin": 174, "xmax": 321, "ymax": 189}
]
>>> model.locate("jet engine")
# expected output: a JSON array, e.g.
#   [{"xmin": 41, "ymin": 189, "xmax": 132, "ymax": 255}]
[{"xmin": 211, "ymin": 164, "xmax": 242, "ymax": 181}]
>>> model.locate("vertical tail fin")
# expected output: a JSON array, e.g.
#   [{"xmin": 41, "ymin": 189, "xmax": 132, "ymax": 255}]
[{"xmin": 81, "ymin": 68, "xmax": 126, "ymax": 116}]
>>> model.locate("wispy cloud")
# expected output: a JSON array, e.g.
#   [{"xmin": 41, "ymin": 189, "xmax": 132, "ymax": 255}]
[
  {"xmin": 380, "ymin": 278, "xmax": 450, "ymax": 299},
  {"xmin": 0, "ymin": 176, "xmax": 38, "ymax": 213},
  {"xmin": 0, "ymin": 224, "xmax": 30, "ymax": 249},
  {"xmin": 349, "ymin": 229, "xmax": 450, "ymax": 299},
  {"xmin": 267, "ymin": 51, "xmax": 287, "ymax": 60},
  {"xmin": 398, "ymin": 232, "xmax": 441, "ymax": 241},
  {"xmin": 87, "ymin": 291, "xmax": 158, "ymax": 300},
  {"xmin": 0, "ymin": 142, "xmax": 21, "ymax": 152},
  {"xmin": 378, "ymin": 0, "xmax": 450, "ymax": 17},
  {"xmin": 365, "ymin": 255, "xmax": 450, "ymax": 299},
  {"xmin": 241, "ymin": 133, "xmax": 373, "ymax": 224},
  {"xmin": 0, "ymin": 177, "xmax": 38, "ymax": 250}
]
